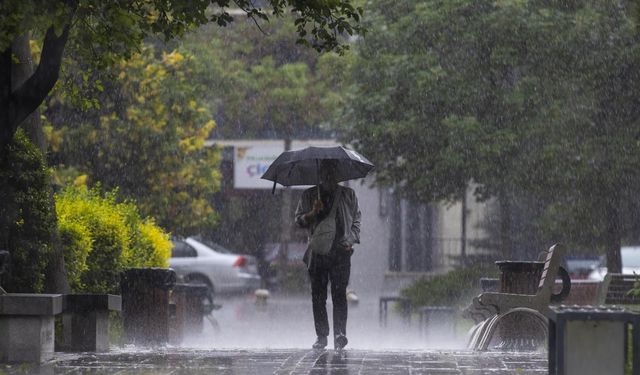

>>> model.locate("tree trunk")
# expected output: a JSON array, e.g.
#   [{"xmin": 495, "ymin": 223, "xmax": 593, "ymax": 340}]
[
  {"xmin": 0, "ymin": 47, "xmax": 11, "ymax": 152},
  {"xmin": 0, "ymin": 25, "xmax": 69, "ymax": 156},
  {"xmin": 11, "ymin": 33, "xmax": 47, "ymax": 153},
  {"xmin": 388, "ymin": 189, "xmax": 402, "ymax": 271},
  {"xmin": 498, "ymin": 188, "xmax": 513, "ymax": 260},
  {"xmin": 461, "ymin": 187, "xmax": 468, "ymax": 266},
  {"xmin": 43, "ymin": 211, "xmax": 69, "ymax": 293},
  {"xmin": 604, "ymin": 200, "xmax": 622, "ymax": 274}
]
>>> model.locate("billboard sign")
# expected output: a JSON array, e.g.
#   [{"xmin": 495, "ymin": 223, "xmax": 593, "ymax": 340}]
[
  {"xmin": 230, "ymin": 140, "xmax": 339, "ymax": 189},
  {"xmin": 234, "ymin": 144, "xmax": 283, "ymax": 189}
]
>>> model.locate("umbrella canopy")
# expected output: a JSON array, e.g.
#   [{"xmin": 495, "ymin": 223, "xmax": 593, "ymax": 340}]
[{"xmin": 261, "ymin": 146, "xmax": 374, "ymax": 191}]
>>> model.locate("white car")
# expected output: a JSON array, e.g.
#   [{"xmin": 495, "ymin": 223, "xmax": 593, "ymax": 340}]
[
  {"xmin": 587, "ymin": 246, "xmax": 640, "ymax": 281},
  {"xmin": 169, "ymin": 237, "xmax": 261, "ymax": 298}
]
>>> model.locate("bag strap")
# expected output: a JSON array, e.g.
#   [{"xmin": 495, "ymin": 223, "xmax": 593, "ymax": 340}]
[{"xmin": 327, "ymin": 187, "xmax": 342, "ymax": 218}]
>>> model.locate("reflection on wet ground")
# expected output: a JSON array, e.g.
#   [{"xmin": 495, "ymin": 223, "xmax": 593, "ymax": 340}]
[{"xmin": 2, "ymin": 348, "xmax": 547, "ymax": 374}]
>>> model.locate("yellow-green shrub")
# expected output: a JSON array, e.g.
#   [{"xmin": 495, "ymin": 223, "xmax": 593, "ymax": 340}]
[
  {"xmin": 130, "ymin": 220, "xmax": 171, "ymax": 268},
  {"xmin": 58, "ymin": 220, "xmax": 92, "ymax": 291},
  {"xmin": 55, "ymin": 185, "xmax": 171, "ymax": 294}
]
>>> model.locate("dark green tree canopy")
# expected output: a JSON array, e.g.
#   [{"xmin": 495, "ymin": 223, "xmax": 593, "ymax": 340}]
[{"xmin": 344, "ymin": 0, "xmax": 640, "ymax": 269}]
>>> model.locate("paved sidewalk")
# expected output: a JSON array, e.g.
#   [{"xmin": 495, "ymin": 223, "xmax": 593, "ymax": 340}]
[
  {"xmin": 0, "ymin": 348, "xmax": 547, "ymax": 374},
  {"xmin": 0, "ymin": 295, "xmax": 549, "ymax": 374}
]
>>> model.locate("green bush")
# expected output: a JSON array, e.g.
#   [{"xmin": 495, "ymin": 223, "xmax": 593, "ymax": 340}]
[
  {"xmin": 401, "ymin": 265, "xmax": 499, "ymax": 309},
  {"xmin": 56, "ymin": 185, "xmax": 171, "ymax": 293},
  {"xmin": 130, "ymin": 220, "xmax": 171, "ymax": 268},
  {"xmin": 0, "ymin": 130, "xmax": 55, "ymax": 292},
  {"xmin": 57, "ymin": 220, "xmax": 92, "ymax": 291}
]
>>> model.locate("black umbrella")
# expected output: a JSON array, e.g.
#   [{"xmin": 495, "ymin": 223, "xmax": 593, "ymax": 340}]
[{"xmin": 261, "ymin": 146, "xmax": 374, "ymax": 194}]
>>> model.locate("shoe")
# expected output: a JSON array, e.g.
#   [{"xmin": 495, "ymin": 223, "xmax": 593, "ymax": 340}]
[
  {"xmin": 312, "ymin": 336, "xmax": 328, "ymax": 349},
  {"xmin": 334, "ymin": 334, "xmax": 348, "ymax": 350}
]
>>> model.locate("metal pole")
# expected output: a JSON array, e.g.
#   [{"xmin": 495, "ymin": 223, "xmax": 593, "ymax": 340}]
[{"xmin": 461, "ymin": 187, "xmax": 467, "ymax": 267}]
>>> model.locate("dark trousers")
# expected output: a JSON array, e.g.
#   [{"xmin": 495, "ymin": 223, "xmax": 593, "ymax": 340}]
[{"xmin": 308, "ymin": 250, "xmax": 352, "ymax": 338}]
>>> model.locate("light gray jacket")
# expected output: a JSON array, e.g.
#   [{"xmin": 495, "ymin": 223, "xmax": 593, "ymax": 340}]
[{"xmin": 294, "ymin": 185, "xmax": 361, "ymax": 248}]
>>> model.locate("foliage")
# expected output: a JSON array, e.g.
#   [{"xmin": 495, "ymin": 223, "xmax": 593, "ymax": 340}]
[
  {"xmin": 55, "ymin": 185, "xmax": 171, "ymax": 293},
  {"xmin": 0, "ymin": 0, "xmax": 365, "ymax": 63},
  {"xmin": 1, "ymin": 0, "xmax": 366, "ymax": 157},
  {"xmin": 401, "ymin": 266, "xmax": 499, "ymax": 309},
  {"xmin": 48, "ymin": 45, "xmax": 221, "ymax": 236},
  {"xmin": 57, "ymin": 218, "xmax": 92, "ymax": 292},
  {"xmin": 174, "ymin": 16, "xmax": 355, "ymax": 256},
  {"xmin": 0, "ymin": 130, "xmax": 54, "ymax": 292},
  {"xmin": 1, "ymin": 0, "xmax": 365, "ymax": 292},
  {"xmin": 180, "ymin": 17, "xmax": 356, "ymax": 139},
  {"xmin": 344, "ymin": 0, "xmax": 640, "ymax": 267}
]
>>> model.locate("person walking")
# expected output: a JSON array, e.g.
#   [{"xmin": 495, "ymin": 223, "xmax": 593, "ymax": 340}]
[{"xmin": 295, "ymin": 159, "xmax": 361, "ymax": 350}]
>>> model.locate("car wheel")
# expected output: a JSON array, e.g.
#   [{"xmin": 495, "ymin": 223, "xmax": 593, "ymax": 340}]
[{"xmin": 184, "ymin": 274, "xmax": 215, "ymax": 307}]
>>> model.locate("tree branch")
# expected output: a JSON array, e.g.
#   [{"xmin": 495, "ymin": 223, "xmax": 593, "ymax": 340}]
[{"xmin": 8, "ymin": 24, "xmax": 70, "ymax": 134}]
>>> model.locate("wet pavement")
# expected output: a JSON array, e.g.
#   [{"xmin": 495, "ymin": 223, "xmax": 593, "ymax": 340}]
[
  {"xmin": 1, "ymin": 348, "xmax": 547, "ymax": 374},
  {"xmin": 0, "ymin": 294, "xmax": 548, "ymax": 374}
]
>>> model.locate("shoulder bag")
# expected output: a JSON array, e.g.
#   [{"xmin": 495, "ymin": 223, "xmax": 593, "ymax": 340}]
[{"xmin": 307, "ymin": 188, "xmax": 342, "ymax": 256}]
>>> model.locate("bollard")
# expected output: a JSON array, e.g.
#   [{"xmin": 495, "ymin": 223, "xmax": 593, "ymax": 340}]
[
  {"xmin": 254, "ymin": 289, "xmax": 270, "ymax": 310},
  {"xmin": 346, "ymin": 290, "xmax": 359, "ymax": 306},
  {"xmin": 121, "ymin": 268, "xmax": 176, "ymax": 346}
]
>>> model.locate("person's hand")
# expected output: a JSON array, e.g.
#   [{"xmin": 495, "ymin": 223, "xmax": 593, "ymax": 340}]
[
  {"xmin": 340, "ymin": 243, "xmax": 353, "ymax": 251},
  {"xmin": 312, "ymin": 199, "xmax": 324, "ymax": 214}
]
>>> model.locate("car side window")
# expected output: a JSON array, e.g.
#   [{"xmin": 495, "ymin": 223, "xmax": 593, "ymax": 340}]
[{"xmin": 171, "ymin": 240, "xmax": 197, "ymax": 258}]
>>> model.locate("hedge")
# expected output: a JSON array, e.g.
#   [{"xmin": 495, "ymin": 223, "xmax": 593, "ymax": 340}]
[
  {"xmin": 0, "ymin": 130, "xmax": 55, "ymax": 292},
  {"xmin": 56, "ymin": 185, "xmax": 171, "ymax": 293},
  {"xmin": 401, "ymin": 265, "xmax": 500, "ymax": 309}
]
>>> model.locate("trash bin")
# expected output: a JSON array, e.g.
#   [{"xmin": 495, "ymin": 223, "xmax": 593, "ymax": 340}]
[
  {"xmin": 547, "ymin": 305, "xmax": 640, "ymax": 375},
  {"xmin": 121, "ymin": 268, "xmax": 176, "ymax": 345}
]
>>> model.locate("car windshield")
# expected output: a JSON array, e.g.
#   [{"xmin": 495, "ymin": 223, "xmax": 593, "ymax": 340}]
[
  {"xmin": 622, "ymin": 247, "xmax": 640, "ymax": 268},
  {"xmin": 193, "ymin": 237, "xmax": 233, "ymax": 254}
]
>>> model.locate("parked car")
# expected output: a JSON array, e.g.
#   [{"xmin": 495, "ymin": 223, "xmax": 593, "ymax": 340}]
[
  {"xmin": 563, "ymin": 255, "xmax": 601, "ymax": 280},
  {"xmin": 169, "ymin": 237, "xmax": 261, "ymax": 298},
  {"xmin": 587, "ymin": 246, "xmax": 640, "ymax": 281}
]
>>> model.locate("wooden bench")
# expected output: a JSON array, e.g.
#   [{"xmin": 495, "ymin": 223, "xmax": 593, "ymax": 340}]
[
  {"xmin": 596, "ymin": 273, "xmax": 640, "ymax": 306},
  {"xmin": 379, "ymin": 296, "xmax": 412, "ymax": 327},
  {"xmin": 467, "ymin": 244, "xmax": 571, "ymax": 351}
]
